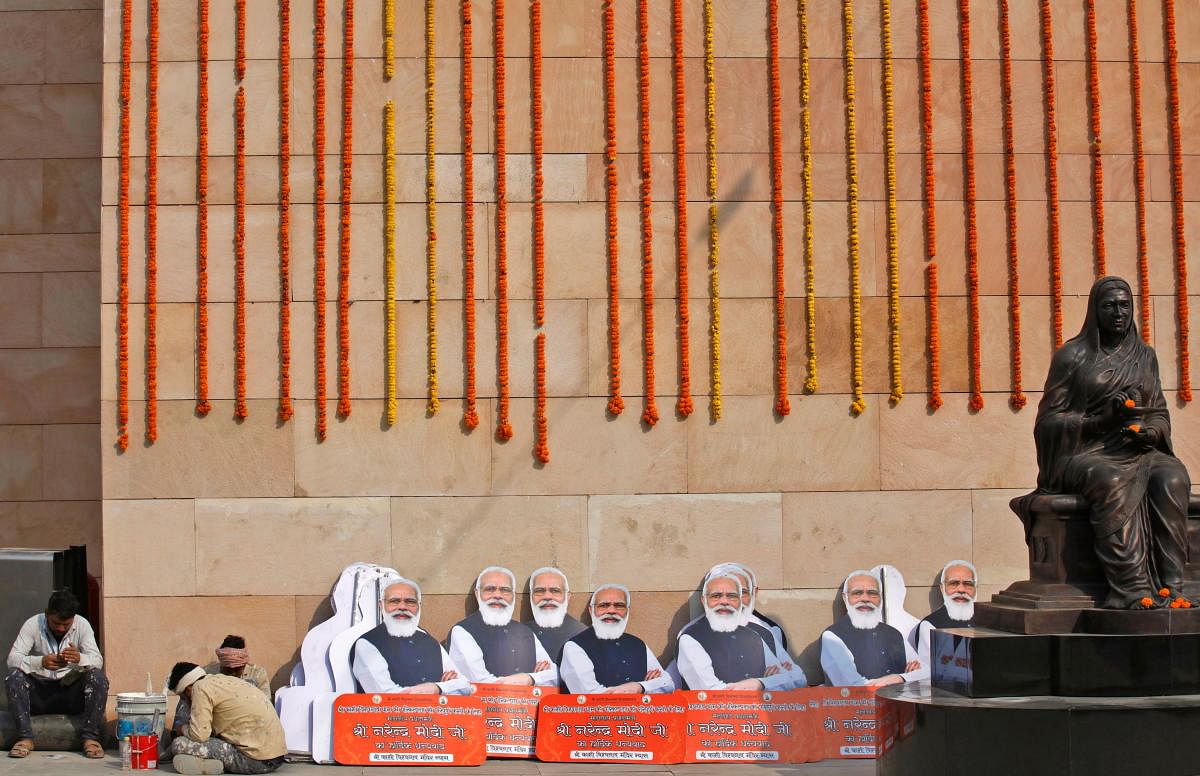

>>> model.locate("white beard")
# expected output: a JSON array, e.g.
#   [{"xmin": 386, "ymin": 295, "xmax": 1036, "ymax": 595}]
[
  {"xmin": 592, "ymin": 615, "xmax": 628, "ymax": 640},
  {"xmin": 943, "ymin": 595, "xmax": 975, "ymax": 622},
  {"xmin": 477, "ymin": 596, "xmax": 515, "ymax": 627},
  {"xmin": 704, "ymin": 605, "xmax": 741, "ymax": 633},
  {"xmin": 384, "ymin": 611, "xmax": 420, "ymax": 638},
  {"xmin": 531, "ymin": 601, "xmax": 567, "ymax": 629},
  {"xmin": 847, "ymin": 605, "xmax": 883, "ymax": 630}
]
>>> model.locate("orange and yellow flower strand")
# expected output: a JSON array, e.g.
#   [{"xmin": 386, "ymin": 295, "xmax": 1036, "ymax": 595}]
[
  {"xmin": 196, "ymin": 0, "xmax": 211, "ymax": 417},
  {"xmin": 314, "ymin": 0, "xmax": 329, "ymax": 439},
  {"xmin": 384, "ymin": 0, "xmax": 395, "ymax": 79},
  {"xmin": 117, "ymin": 0, "xmax": 132, "ymax": 451},
  {"xmin": 960, "ymin": 0, "xmax": 983, "ymax": 412},
  {"xmin": 337, "ymin": 0, "xmax": 355, "ymax": 419},
  {"xmin": 146, "ymin": 0, "xmax": 160, "ymax": 441},
  {"xmin": 531, "ymin": 0, "xmax": 546, "ymax": 329},
  {"xmin": 799, "ymin": 0, "xmax": 816, "ymax": 395},
  {"xmin": 880, "ymin": 0, "xmax": 901, "ymax": 404},
  {"xmin": 425, "ymin": 0, "xmax": 440, "ymax": 414},
  {"xmin": 671, "ymin": 0, "xmax": 693, "ymax": 418},
  {"xmin": 384, "ymin": 101, "xmax": 398, "ymax": 425},
  {"xmin": 278, "ymin": 0, "xmax": 294, "ymax": 422},
  {"xmin": 703, "ymin": 0, "xmax": 722, "ymax": 418},
  {"xmin": 535, "ymin": 333, "xmax": 550, "ymax": 463},
  {"xmin": 461, "ymin": 0, "xmax": 480, "ymax": 429},
  {"xmin": 842, "ymin": 0, "xmax": 865, "ymax": 416},
  {"xmin": 234, "ymin": 86, "xmax": 248, "ymax": 420},
  {"xmin": 495, "ymin": 0, "xmax": 513, "ymax": 439},
  {"xmin": 768, "ymin": 0, "xmax": 789, "ymax": 417},
  {"xmin": 999, "ymin": 0, "xmax": 1025, "ymax": 409},
  {"xmin": 918, "ymin": 0, "xmax": 939, "ymax": 408},
  {"xmin": 1128, "ymin": 0, "xmax": 1150, "ymax": 342},
  {"xmin": 636, "ymin": 0, "xmax": 658, "ymax": 427},
  {"xmin": 1165, "ymin": 0, "xmax": 1190, "ymax": 401},
  {"xmin": 602, "ymin": 0, "xmax": 623, "ymax": 417},
  {"xmin": 235, "ymin": 0, "xmax": 246, "ymax": 82},
  {"xmin": 1040, "ymin": 0, "xmax": 1064, "ymax": 348},
  {"xmin": 927, "ymin": 263, "xmax": 943, "ymax": 409},
  {"xmin": 1085, "ymin": 0, "xmax": 1106, "ymax": 276}
]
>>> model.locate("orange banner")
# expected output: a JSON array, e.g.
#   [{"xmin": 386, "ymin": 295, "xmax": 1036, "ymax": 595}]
[
  {"xmin": 535, "ymin": 693, "xmax": 686, "ymax": 763},
  {"xmin": 331, "ymin": 693, "xmax": 486, "ymax": 766},
  {"xmin": 679, "ymin": 689, "xmax": 818, "ymax": 763},
  {"xmin": 811, "ymin": 687, "xmax": 879, "ymax": 758},
  {"xmin": 472, "ymin": 683, "xmax": 558, "ymax": 758}
]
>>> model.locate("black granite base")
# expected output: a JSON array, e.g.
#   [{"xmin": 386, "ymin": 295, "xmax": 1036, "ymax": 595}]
[{"xmin": 876, "ymin": 684, "xmax": 1200, "ymax": 776}]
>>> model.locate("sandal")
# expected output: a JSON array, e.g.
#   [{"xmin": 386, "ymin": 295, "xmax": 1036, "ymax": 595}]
[
  {"xmin": 8, "ymin": 739, "xmax": 33, "ymax": 759},
  {"xmin": 82, "ymin": 739, "xmax": 105, "ymax": 759}
]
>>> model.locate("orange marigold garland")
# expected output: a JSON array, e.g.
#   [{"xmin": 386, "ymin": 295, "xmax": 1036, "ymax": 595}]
[
  {"xmin": 534, "ymin": 332, "xmax": 550, "ymax": 463},
  {"xmin": 336, "ymin": 0, "xmax": 354, "ymax": 419},
  {"xmin": 636, "ymin": 0, "xmax": 658, "ymax": 427},
  {"xmin": 960, "ymin": 0, "xmax": 983, "ymax": 412},
  {"xmin": 278, "ymin": 0, "xmax": 294, "ymax": 421},
  {"xmin": 117, "ymin": 0, "xmax": 132, "ymax": 451},
  {"xmin": 671, "ymin": 0, "xmax": 693, "ymax": 418},
  {"xmin": 146, "ymin": 0, "xmax": 160, "ymax": 442},
  {"xmin": 704, "ymin": 0, "xmax": 723, "ymax": 416},
  {"xmin": 314, "ymin": 0, "xmax": 329, "ymax": 439},
  {"xmin": 602, "ymin": 0, "xmax": 623, "ymax": 416},
  {"xmin": 1085, "ymin": 0, "xmax": 1106, "ymax": 276},
  {"xmin": 768, "ymin": 0, "xmax": 790, "ymax": 417},
  {"xmin": 926, "ymin": 263, "xmax": 943, "ymax": 410},
  {"xmin": 1040, "ymin": 0, "xmax": 1064, "ymax": 348},
  {"xmin": 196, "ymin": 0, "xmax": 211, "ymax": 417},
  {"xmin": 495, "ymin": 0, "xmax": 513, "ymax": 440},
  {"xmin": 999, "ymin": 0, "xmax": 1025, "ymax": 409},
  {"xmin": 917, "ymin": 0, "xmax": 936, "ymax": 263},
  {"xmin": 1165, "ymin": 0, "xmax": 1191, "ymax": 402},
  {"xmin": 236, "ymin": 0, "xmax": 246, "ymax": 82},
  {"xmin": 234, "ymin": 87, "xmax": 248, "ymax": 420},
  {"xmin": 1128, "ymin": 0, "xmax": 1151, "ymax": 342},
  {"xmin": 424, "ymin": 0, "xmax": 439, "ymax": 414},
  {"xmin": 531, "ymin": 0, "xmax": 546, "ymax": 328},
  {"xmin": 798, "ymin": 0, "xmax": 816, "ymax": 395},
  {"xmin": 461, "ymin": 0, "xmax": 480, "ymax": 429},
  {"xmin": 842, "ymin": 0, "xmax": 865, "ymax": 416},
  {"xmin": 880, "ymin": 0, "xmax": 902, "ymax": 404}
]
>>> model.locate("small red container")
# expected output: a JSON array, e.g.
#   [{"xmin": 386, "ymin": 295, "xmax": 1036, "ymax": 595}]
[{"xmin": 128, "ymin": 734, "xmax": 158, "ymax": 769}]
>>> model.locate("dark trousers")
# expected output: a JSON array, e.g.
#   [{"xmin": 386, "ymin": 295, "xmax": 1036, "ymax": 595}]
[{"xmin": 5, "ymin": 668, "xmax": 109, "ymax": 742}]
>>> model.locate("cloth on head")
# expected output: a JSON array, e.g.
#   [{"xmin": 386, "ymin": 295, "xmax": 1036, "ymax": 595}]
[
  {"xmin": 215, "ymin": 647, "xmax": 249, "ymax": 669},
  {"xmin": 171, "ymin": 666, "xmax": 207, "ymax": 695}
]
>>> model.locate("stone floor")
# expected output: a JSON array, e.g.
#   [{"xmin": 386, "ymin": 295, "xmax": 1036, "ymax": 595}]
[{"xmin": 0, "ymin": 751, "xmax": 875, "ymax": 775}]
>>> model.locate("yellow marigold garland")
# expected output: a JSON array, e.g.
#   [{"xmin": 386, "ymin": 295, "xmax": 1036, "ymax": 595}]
[
  {"xmin": 671, "ymin": 0, "xmax": 693, "ymax": 418},
  {"xmin": 383, "ymin": 0, "xmax": 395, "ymax": 80},
  {"xmin": 1128, "ymin": 0, "xmax": 1150, "ymax": 342},
  {"xmin": 1085, "ymin": 0, "xmax": 1106, "ymax": 276},
  {"xmin": 799, "ymin": 0, "xmax": 817, "ymax": 395},
  {"xmin": 702, "ymin": 0, "xmax": 722, "ymax": 419},
  {"xmin": 880, "ymin": 0, "xmax": 901, "ymax": 404},
  {"xmin": 384, "ymin": 101, "xmax": 398, "ymax": 425},
  {"xmin": 842, "ymin": 0, "xmax": 865, "ymax": 416},
  {"xmin": 767, "ymin": 0, "xmax": 789, "ymax": 417},
  {"xmin": 425, "ymin": 0, "xmax": 440, "ymax": 414}
]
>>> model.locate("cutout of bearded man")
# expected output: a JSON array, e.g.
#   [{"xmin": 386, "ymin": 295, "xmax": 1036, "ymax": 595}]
[
  {"xmin": 911, "ymin": 560, "xmax": 978, "ymax": 671},
  {"xmin": 448, "ymin": 566, "xmax": 558, "ymax": 686},
  {"xmin": 821, "ymin": 569, "xmax": 924, "ymax": 687},
  {"xmin": 524, "ymin": 566, "xmax": 586, "ymax": 663},
  {"xmin": 559, "ymin": 584, "xmax": 674, "ymax": 694},
  {"xmin": 709, "ymin": 563, "xmax": 807, "ymax": 689}
]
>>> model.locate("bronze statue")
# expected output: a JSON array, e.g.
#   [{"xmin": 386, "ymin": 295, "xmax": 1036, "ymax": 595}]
[{"xmin": 1033, "ymin": 276, "xmax": 1191, "ymax": 609}]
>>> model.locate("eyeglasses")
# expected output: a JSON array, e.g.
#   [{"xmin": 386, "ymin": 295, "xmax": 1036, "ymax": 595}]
[
  {"xmin": 594, "ymin": 601, "xmax": 628, "ymax": 611},
  {"xmin": 532, "ymin": 587, "xmax": 564, "ymax": 596},
  {"xmin": 385, "ymin": 597, "xmax": 419, "ymax": 607},
  {"xmin": 706, "ymin": 591, "xmax": 741, "ymax": 603},
  {"xmin": 481, "ymin": 585, "xmax": 513, "ymax": 595},
  {"xmin": 944, "ymin": 579, "xmax": 976, "ymax": 590},
  {"xmin": 847, "ymin": 588, "xmax": 881, "ymax": 598}
]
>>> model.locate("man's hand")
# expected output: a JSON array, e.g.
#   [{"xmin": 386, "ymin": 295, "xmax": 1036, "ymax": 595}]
[
  {"xmin": 643, "ymin": 669, "xmax": 662, "ymax": 681},
  {"xmin": 904, "ymin": 660, "xmax": 921, "ymax": 673},
  {"xmin": 727, "ymin": 679, "xmax": 764, "ymax": 691},
  {"xmin": 763, "ymin": 664, "xmax": 781, "ymax": 676},
  {"xmin": 607, "ymin": 682, "xmax": 644, "ymax": 694},
  {"xmin": 495, "ymin": 673, "xmax": 534, "ymax": 685},
  {"xmin": 409, "ymin": 682, "xmax": 441, "ymax": 694},
  {"xmin": 41, "ymin": 654, "xmax": 66, "ymax": 670},
  {"xmin": 533, "ymin": 660, "xmax": 551, "ymax": 673},
  {"xmin": 440, "ymin": 671, "xmax": 458, "ymax": 682},
  {"xmin": 866, "ymin": 674, "xmax": 904, "ymax": 687},
  {"xmin": 61, "ymin": 646, "xmax": 81, "ymax": 665}
]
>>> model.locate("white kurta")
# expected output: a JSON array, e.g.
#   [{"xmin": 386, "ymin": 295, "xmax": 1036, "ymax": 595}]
[
  {"xmin": 676, "ymin": 632, "xmax": 790, "ymax": 691},
  {"xmin": 351, "ymin": 637, "xmax": 473, "ymax": 695},
  {"xmin": 558, "ymin": 639, "xmax": 675, "ymax": 694},
  {"xmin": 447, "ymin": 625, "xmax": 558, "ymax": 686},
  {"xmin": 819, "ymin": 630, "xmax": 925, "ymax": 686}
]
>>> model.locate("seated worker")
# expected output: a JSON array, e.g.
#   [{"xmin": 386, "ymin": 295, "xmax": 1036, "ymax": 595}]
[
  {"xmin": 559, "ymin": 584, "xmax": 674, "ymax": 694},
  {"xmin": 676, "ymin": 572, "xmax": 789, "ymax": 691},
  {"xmin": 710, "ymin": 562, "xmax": 807, "ymax": 688},
  {"xmin": 524, "ymin": 566, "xmax": 586, "ymax": 662},
  {"xmin": 448, "ymin": 566, "xmax": 557, "ymax": 686},
  {"xmin": 351, "ymin": 577, "xmax": 471, "ymax": 694},
  {"xmin": 5, "ymin": 589, "xmax": 108, "ymax": 759},
  {"xmin": 821, "ymin": 569, "xmax": 924, "ymax": 687},
  {"xmin": 168, "ymin": 662, "xmax": 287, "ymax": 775},
  {"xmin": 911, "ymin": 560, "xmax": 978, "ymax": 669},
  {"xmin": 174, "ymin": 635, "xmax": 273, "ymax": 736}
]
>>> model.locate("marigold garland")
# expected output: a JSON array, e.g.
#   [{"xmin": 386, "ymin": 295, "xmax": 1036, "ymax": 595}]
[
  {"xmin": 336, "ymin": 0, "xmax": 355, "ymax": 419},
  {"xmin": 636, "ymin": 0, "xmax": 658, "ymax": 427},
  {"xmin": 534, "ymin": 332, "xmax": 550, "ymax": 463},
  {"xmin": 314, "ymin": 0, "xmax": 329, "ymax": 439},
  {"xmin": 799, "ymin": 0, "xmax": 816, "ymax": 395},
  {"xmin": 926, "ymin": 263, "xmax": 943, "ymax": 410},
  {"xmin": 768, "ymin": 0, "xmax": 790, "ymax": 417},
  {"xmin": 383, "ymin": 0, "xmax": 395, "ymax": 79},
  {"xmin": 671, "ymin": 0, "xmax": 693, "ymax": 418},
  {"xmin": 278, "ymin": 0, "xmax": 294, "ymax": 422},
  {"xmin": 1084, "ymin": 0, "xmax": 1106, "ymax": 276},
  {"xmin": 1128, "ymin": 0, "xmax": 1150, "ymax": 342},
  {"xmin": 531, "ymin": 0, "xmax": 546, "ymax": 328},
  {"xmin": 461, "ymin": 0, "xmax": 480, "ymax": 429},
  {"xmin": 880, "ymin": 0, "xmax": 902, "ymax": 405},
  {"xmin": 234, "ymin": 87, "xmax": 248, "ymax": 420},
  {"xmin": 494, "ymin": 0, "xmax": 513, "ymax": 440},
  {"xmin": 842, "ymin": 0, "xmax": 865, "ymax": 416},
  {"xmin": 195, "ymin": 0, "xmax": 211, "ymax": 418},
  {"xmin": 999, "ymin": 0, "xmax": 1025, "ymax": 409},
  {"xmin": 917, "ymin": 0, "xmax": 936, "ymax": 264},
  {"xmin": 1165, "ymin": 0, "xmax": 1191, "ymax": 402},
  {"xmin": 117, "ymin": 0, "xmax": 132, "ymax": 451},
  {"xmin": 425, "ymin": 0, "xmax": 440, "ymax": 415},
  {"xmin": 702, "ymin": 0, "xmax": 722, "ymax": 418},
  {"xmin": 1040, "ymin": 0, "xmax": 1064, "ymax": 348},
  {"xmin": 235, "ymin": 0, "xmax": 246, "ymax": 82},
  {"xmin": 602, "ymin": 0, "xmax": 623, "ymax": 416},
  {"xmin": 145, "ymin": 0, "xmax": 160, "ymax": 442},
  {"xmin": 960, "ymin": 0, "xmax": 983, "ymax": 412},
  {"xmin": 384, "ymin": 101, "xmax": 398, "ymax": 425}
]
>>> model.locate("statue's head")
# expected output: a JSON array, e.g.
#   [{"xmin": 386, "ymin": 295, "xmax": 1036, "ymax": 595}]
[{"xmin": 1086, "ymin": 276, "xmax": 1136, "ymax": 344}]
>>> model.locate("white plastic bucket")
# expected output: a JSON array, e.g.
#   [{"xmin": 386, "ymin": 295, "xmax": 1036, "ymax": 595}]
[{"xmin": 115, "ymin": 692, "xmax": 167, "ymax": 741}]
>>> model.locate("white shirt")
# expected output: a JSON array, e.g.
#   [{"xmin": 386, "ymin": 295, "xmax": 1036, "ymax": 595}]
[
  {"xmin": 447, "ymin": 624, "xmax": 558, "ymax": 686},
  {"xmin": 819, "ymin": 629, "xmax": 924, "ymax": 686},
  {"xmin": 559, "ymin": 639, "xmax": 675, "ymax": 694},
  {"xmin": 749, "ymin": 614, "xmax": 808, "ymax": 689},
  {"xmin": 7, "ymin": 614, "xmax": 103, "ymax": 680},
  {"xmin": 676, "ymin": 631, "xmax": 790, "ymax": 692},
  {"xmin": 351, "ymin": 634, "xmax": 472, "ymax": 695},
  {"xmin": 913, "ymin": 618, "xmax": 971, "ymax": 682}
]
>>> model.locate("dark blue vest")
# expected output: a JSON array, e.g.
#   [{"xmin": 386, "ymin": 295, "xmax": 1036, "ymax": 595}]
[
  {"xmin": 746, "ymin": 621, "xmax": 777, "ymax": 653},
  {"xmin": 567, "ymin": 628, "xmax": 648, "ymax": 687},
  {"xmin": 753, "ymin": 610, "xmax": 788, "ymax": 652},
  {"xmin": 527, "ymin": 614, "xmax": 586, "ymax": 662},
  {"xmin": 353, "ymin": 624, "xmax": 443, "ymax": 690},
  {"xmin": 825, "ymin": 617, "xmax": 907, "ymax": 681},
  {"xmin": 679, "ymin": 618, "xmax": 766, "ymax": 689},
  {"xmin": 456, "ymin": 611, "xmax": 537, "ymax": 676},
  {"xmin": 910, "ymin": 606, "xmax": 975, "ymax": 647}
]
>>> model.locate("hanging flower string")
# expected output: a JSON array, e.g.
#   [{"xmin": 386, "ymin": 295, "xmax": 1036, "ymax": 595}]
[
  {"xmin": 999, "ymin": 0, "xmax": 1024, "ymax": 409},
  {"xmin": 602, "ymin": 0, "xmax": 623, "ymax": 416},
  {"xmin": 531, "ymin": 0, "xmax": 546, "ymax": 328},
  {"xmin": 337, "ymin": 0, "xmax": 355, "ymax": 419},
  {"xmin": 384, "ymin": 101, "xmax": 398, "ymax": 425},
  {"xmin": 637, "ymin": 0, "xmax": 658, "ymax": 427},
  {"xmin": 842, "ymin": 0, "xmax": 865, "ymax": 416},
  {"xmin": 1040, "ymin": 0, "xmax": 1063, "ymax": 348},
  {"xmin": 918, "ymin": 0, "xmax": 938, "ymax": 407},
  {"xmin": 384, "ymin": 0, "xmax": 395, "ymax": 79},
  {"xmin": 799, "ymin": 0, "xmax": 817, "ymax": 395},
  {"xmin": 768, "ymin": 0, "xmax": 789, "ymax": 416},
  {"xmin": 671, "ymin": 0, "xmax": 693, "ymax": 417},
  {"xmin": 236, "ymin": 0, "xmax": 246, "ymax": 82},
  {"xmin": 234, "ymin": 87, "xmax": 248, "ymax": 420},
  {"xmin": 1085, "ymin": 0, "xmax": 1106, "ymax": 276},
  {"xmin": 880, "ymin": 0, "xmax": 902, "ymax": 404},
  {"xmin": 278, "ymin": 0, "xmax": 294, "ymax": 422},
  {"xmin": 702, "ymin": 0, "xmax": 722, "ymax": 418},
  {"xmin": 196, "ymin": 0, "xmax": 211, "ymax": 417},
  {"xmin": 314, "ymin": 0, "xmax": 329, "ymax": 439},
  {"xmin": 534, "ymin": 332, "xmax": 550, "ymax": 463},
  {"xmin": 1128, "ymin": 0, "xmax": 1150, "ymax": 342},
  {"xmin": 495, "ymin": 0, "xmax": 513, "ymax": 439},
  {"xmin": 927, "ymin": 263, "xmax": 943, "ymax": 410},
  {"xmin": 1165, "ymin": 0, "xmax": 1190, "ymax": 401},
  {"xmin": 960, "ymin": 0, "xmax": 983, "ymax": 412},
  {"xmin": 146, "ymin": 0, "xmax": 160, "ymax": 441},
  {"xmin": 425, "ymin": 0, "xmax": 440, "ymax": 414},
  {"xmin": 117, "ymin": 0, "xmax": 132, "ymax": 451},
  {"xmin": 461, "ymin": 0, "xmax": 480, "ymax": 429}
]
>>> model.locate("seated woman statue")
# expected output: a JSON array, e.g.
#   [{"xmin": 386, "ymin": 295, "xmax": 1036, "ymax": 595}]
[{"xmin": 1034, "ymin": 276, "xmax": 1191, "ymax": 609}]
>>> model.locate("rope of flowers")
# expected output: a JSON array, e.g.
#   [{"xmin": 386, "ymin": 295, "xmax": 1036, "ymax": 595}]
[
  {"xmin": 236, "ymin": 0, "xmax": 246, "ymax": 82},
  {"xmin": 235, "ymin": 87, "xmax": 248, "ymax": 419},
  {"xmin": 927, "ymin": 262, "xmax": 943, "ymax": 410},
  {"xmin": 461, "ymin": 0, "xmax": 480, "ymax": 429},
  {"xmin": 535, "ymin": 332, "xmax": 549, "ymax": 463},
  {"xmin": 602, "ymin": 0, "xmax": 623, "ymax": 416},
  {"xmin": 314, "ymin": 0, "xmax": 328, "ymax": 439},
  {"xmin": 960, "ymin": 0, "xmax": 983, "ymax": 412},
  {"xmin": 337, "ymin": 0, "xmax": 355, "ymax": 419},
  {"xmin": 880, "ymin": 0, "xmax": 901, "ymax": 405},
  {"xmin": 117, "ymin": 0, "xmax": 132, "ymax": 451},
  {"xmin": 768, "ymin": 0, "xmax": 789, "ymax": 416},
  {"xmin": 671, "ymin": 0, "xmax": 693, "ymax": 417},
  {"xmin": 999, "ymin": 0, "xmax": 1024, "ymax": 409},
  {"xmin": 703, "ymin": 0, "xmax": 722, "ymax": 418},
  {"xmin": 1085, "ymin": 0, "xmax": 1106, "ymax": 275},
  {"xmin": 425, "ymin": 0, "xmax": 440, "ymax": 414},
  {"xmin": 799, "ymin": 0, "xmax": 816, "ymax": 395},
  {"xmin": 196, "ymin": 0, "xmax": 211, "ymax": 417},
  {"xmin": 637, "ymin": 0, "xmax": 658, "ymax": 427},
  {"xmin": 384, "ymin": 101, "xmax": 397, "ymax": 425},
  {"xmin": 1039, "ymin": 0, "xmax": 1063, "ymax": 348},
  {"xmin": 842, "ymin": 0, "xmax": 865, "ymax": 416},
  {"xmin": 495, "ymin": 0, "xmax": 513, "ymax": 439},
  {"xmin": 384, "ymin": 0, "xmax": 395, "ymax": 79},
  {"xmin": 1128, "ymin": 0, "xmax": 1150, "ymax": 342},
  {"xmin": 278, "ymin": 0, "xmax": 294, "ymax": 422},
  {"xmin": 1165, "ymin": 0, "xmax": 1190, "ymax": 401},
  {"xmin": 917, "ymin": 0, "xmax": 936, "ymax": 263},
  {"xmin": 146, "ymin": 0, "xmax": 160, "ymax": 441},
  {"xmin": 531, "ymin": 0, "xmax": 546, "ymax": 328}
]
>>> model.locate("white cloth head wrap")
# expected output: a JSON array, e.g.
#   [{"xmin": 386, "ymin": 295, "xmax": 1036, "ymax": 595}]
[{"xmin": 171, "ymin": 666, "xmax": 207, "ymax": 695}]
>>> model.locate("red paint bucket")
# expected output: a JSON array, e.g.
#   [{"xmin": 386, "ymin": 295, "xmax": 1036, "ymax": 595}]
[{"xmin": 127, "ymin": 734, "xmax": 158, "ymax": 769}]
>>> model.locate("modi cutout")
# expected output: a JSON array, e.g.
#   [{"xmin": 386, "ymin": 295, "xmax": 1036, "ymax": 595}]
[
  {"xmin": 448, "ymin": 566, "xmax": 558, "ymax": 686},
  {"xmin": 559, "ymin": 584, "xmax": 674, "ymax": 694},
  {"xmin": 911, "ymin": 560, "xmax": 978, "ymax": 669},
  {"xmin": 821, "ymin": 569, "xmax": 924, "ymax": 686},
  {"xmin": 524, "ymin": 566, "xmax": 586, "ymax": 663}
]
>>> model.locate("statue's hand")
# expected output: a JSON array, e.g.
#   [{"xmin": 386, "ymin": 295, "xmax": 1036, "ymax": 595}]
[{"xmin": 1123, "ymin": 424, "xmax": 1158, "ymax": 450}]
